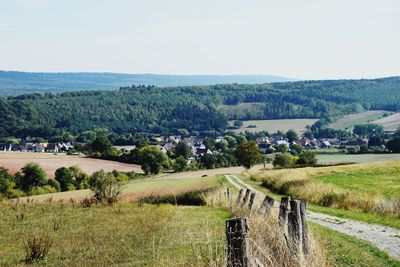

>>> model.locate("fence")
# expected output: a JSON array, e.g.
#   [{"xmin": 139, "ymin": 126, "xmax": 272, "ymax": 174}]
[{"xmin": 225, "ymin": 187, "xmax": 308, "ymax": 267}]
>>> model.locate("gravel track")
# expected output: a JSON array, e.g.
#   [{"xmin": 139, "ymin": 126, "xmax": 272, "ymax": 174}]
[{"xmin": 225, "ymin": 174, "xmax": 400, "ymax": 260}]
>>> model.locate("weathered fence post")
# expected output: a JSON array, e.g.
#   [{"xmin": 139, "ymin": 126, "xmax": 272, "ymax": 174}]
[
  {"xmin": 278, "ymin": 197, "xmax": 290, "ymax": 226},
  {"xmin": 248, "ymin": 192, "xmax": 256, "ymax": 211},
  {"xmin": 226, "ymin": 217, "xmax": 249, "ymax": 267},
  {"xmin": 288, "ymin": 200, "xmax": 303, "ymax": 252},
  {"xmin": 226, "ymin": 187, "xmax": 231, "ymax": 201},
  {"xmin": 300, "ymin": 201, "xmax": 309, "ymax": 254},
  {"xmin": 236, "ymin": 189, "xmax": 244, "ymax": 205},
  {"xmin": 259, "ymin": 196, "xmax": 275, "ymax": 214},
  {"xmin": 241, "ymin": 189, "xmax": 251, "ymax": 207}
]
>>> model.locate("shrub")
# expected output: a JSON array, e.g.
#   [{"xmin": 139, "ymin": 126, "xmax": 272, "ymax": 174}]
[
  {"xmin": 89, "ymin": 170, "xmax": 124, "ymax": 204},
  {"xmin": 30, "ymin": 186, "xmax": 57, "ymax": 196},
  {"xmin": 47, "ymin": 179, "xmax": 61, "ymax": 192},
  {"xmin": 272, "ymin": 154, "xmax": 296, "ymax": 168},
  {"xmin": 297, "ymin": 151, "xmax": 318, "ymax": 166},
  {"xmin": 24, "ymin": 233, "xmax": 53, "ymax": 263}
]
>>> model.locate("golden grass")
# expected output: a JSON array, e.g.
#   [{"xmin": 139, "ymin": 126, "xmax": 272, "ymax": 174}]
[{"xmin": 206, "ymin": 188, "xmax": 326, "ymax": 267}]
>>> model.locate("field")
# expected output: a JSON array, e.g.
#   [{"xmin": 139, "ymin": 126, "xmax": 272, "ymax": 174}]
[
  {"xmin": 250, "ymin": 161, "xmax": 400, "ymax": 228},
  {"xmin": 230, "ymin": 119, "xmax": 318, "ymax": 134},
  {"xmin": 0, "ymin": 202, "xmax": 229, "ymax": 266},
  {"xmin": 317, "ymin": 153, "xmax": 400, "ymax": 164},
  {"xmin": 0, "ymin": 152, "xmax": 141, "ymax": 177},
  {"xmin": 19, "ymin": 175, "xmax": 220, "ymax": 203},
  {"xmin": 328, "ymin": 110, "xmax": 386, "ymax": 130},
  {"xmin": 372, "ymin": 112, "xmax": 400, "ymax": 131}
]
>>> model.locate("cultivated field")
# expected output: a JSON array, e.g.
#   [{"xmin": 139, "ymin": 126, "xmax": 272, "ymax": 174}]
[
  {"xmin": 328, "ymin": 110, "xmax": 386, "ymax": 130},
  {"xmin": 372, "ymin": 112, "xmax": 400, "ymax": 131},
  {"xmin": 0, "ymin": 152, "xmax": 141, "ymax": 177},
  {"xmin": 231, "ymin": 119, "xmax": 318, "ymax": 134}
]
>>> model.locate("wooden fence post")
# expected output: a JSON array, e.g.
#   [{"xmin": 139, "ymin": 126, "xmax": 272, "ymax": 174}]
[
  {"xmin": 288, "ymin": 200, "xmax": 302, "ymax": 252},
  {"xmin": 300, "ymin": 201, "xmax": 308, "ymax": 254},
  {"xmin": 278, "ymin": 197, "xmax": 289, "ymax": 227},
  {"xmin": 241, "ymin": 189, "xmax": 251, "ymax": 207},
  {"xmin": 227, "ymin": 187, "xmax": 231, "ymax": 201},
  {"xmin": 236, "ymin": 189, "xmax": 244, "ymax": 205},
  {"xmin": 226, "ymin": 217, "xmax": 249, "ymax": 267},
  {"xmin": 259, "ymin": 196, "xmax": 275, "ymax": 214},
  {"xmin": 248, "ymin": 192, "xmax": 256, "ymax": 211}
]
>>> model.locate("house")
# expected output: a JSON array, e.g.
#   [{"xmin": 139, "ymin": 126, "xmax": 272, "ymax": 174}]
[
  {"xmin": 194, "ymin": 145, "xmax": 212, "ymax": 156},
  {"xmin": 0, "ymin": 143, "xmax": 12, "ymax": 151},
  {"xmin": 46, "ymin": 143, "xmax": 61, "ymax": 153},
  {"xmin": 276, "ymin": 140, "xmax": 290, "ymax": 147},
  {"xmin": 320, "ymin": 141, "xmax": 331, "ymax": 148}
]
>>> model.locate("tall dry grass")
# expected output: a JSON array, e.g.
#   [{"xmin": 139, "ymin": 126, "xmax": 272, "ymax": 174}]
[
  {"xmin": 250, "ymin": 164, "xmax": 400, "ymax": 217},
  {"xmin": 205, "ymin": 188, "xmax": 327, "ymax": 267}
]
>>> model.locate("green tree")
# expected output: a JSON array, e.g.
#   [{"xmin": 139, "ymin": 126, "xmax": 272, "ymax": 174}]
[
  {"xmin": 235, "ymin": 141, "xmax": 261, "ymax": 169},
  {"xmin": 174, "ymin": 141, "xmax": 191, "ymax": 158},
  {"xmin": 290, "ymin": 144, "xmax": 303, "ymax": 156},
  {"xmin": 273, "ymin": 154, "xmax": 296, "ymax": 168},
  {"xmin": 286, "ymin": 129, "xmax": 298, "ymax": 142},
  {"xmin": 234, "ymin": 120, "xmax": 243, "ymax": 127},
  {"xmin": 173, "ymin": 156, "xmax": 188, "ymax": 172},
  {"xmin": 297, "ymin": 151, "xmax": 318, "ymax": 165},
  {"xmin": 17, "ymin": 163, "xmax": 47, "ymax": 192},
  {"xmin": 88, "ymin": 136, "xmax": 113, "ymax": 154},
  {"xmin": 386, "ymin": 137, "xmax": 400, "ymax": 153},
  {"xmin": 55, "ymin": 167, "xmax": 75, "ymax": 191},
  {"xmin": 139, "ymin": 146, "xmax": 170, "ymax": 174},
  {"xmin": 277, "ymin": 144, "xmax": 289, "ymax": 153}
]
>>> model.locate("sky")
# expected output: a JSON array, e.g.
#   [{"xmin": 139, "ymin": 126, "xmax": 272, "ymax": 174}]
[{"xmin": 0, "ymin": 0, "xmax": 399, "ymax": 79}]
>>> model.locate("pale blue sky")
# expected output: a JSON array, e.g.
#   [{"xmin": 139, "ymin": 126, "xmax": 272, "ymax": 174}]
[{"xmin": 0, "ymin": 0, "xmax": 399, "ymax": 79}]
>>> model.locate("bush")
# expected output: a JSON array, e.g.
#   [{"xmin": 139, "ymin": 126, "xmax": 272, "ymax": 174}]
[
  {"xmin": 297, "ymin": 151, "xmax": 318, "ymax": 165},
  {"xmin": 30, "ymin": 186, "xmax": 57, "ymax": 196},
  {"xmin": 89, "ymin": 170, "xmax": 124, "ymax": 204},
  {"xmin": 272, "ymin": 154, "xmax": 296, "ymax": 168},
  {"xmin": 47, "ymin": 179, "xmax": 61, "ymax": 192}
]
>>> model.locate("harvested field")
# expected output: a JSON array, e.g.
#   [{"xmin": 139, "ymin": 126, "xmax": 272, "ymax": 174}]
[
  {"xmin": 329, "ymin": 110, "xmax": 386, "ymax": 130},
  {"xmin": 372, "ymin": 112, "xmax": 400, "ymax": 131},
  {"xmin": 230, "ymin": 119, "xmax": 317, "ymax": 134},
  {"xmin": 0, "ymin": 152, "xmax": 141, "ymax": 177}
]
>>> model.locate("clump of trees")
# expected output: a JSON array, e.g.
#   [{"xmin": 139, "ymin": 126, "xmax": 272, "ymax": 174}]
[
  {"xmin": 89, "ymin": 170, "xmax": 126, "ymax": 204},
  {"xmin": 273, "ymin": 151, "xmax": 318, "ymax": 168}
]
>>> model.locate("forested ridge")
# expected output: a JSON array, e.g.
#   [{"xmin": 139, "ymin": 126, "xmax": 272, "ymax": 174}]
[{"xmin": 1, "ymin": 77, "xmax": 400, "ymax": 139}]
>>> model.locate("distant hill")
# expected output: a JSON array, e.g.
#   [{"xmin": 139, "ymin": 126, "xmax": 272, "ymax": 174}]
[
  {"xmin": 0, "ymin": 71, "xmax": 294, "ymax": 96},
  {"xmin": 1, "ymin": 76, "xmax": 400, "ymax": 140}
]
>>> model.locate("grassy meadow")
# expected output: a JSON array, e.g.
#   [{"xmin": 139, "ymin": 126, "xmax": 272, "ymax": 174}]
[
  {"xmin": 316, "ymin": 153, "xmax": 400, "ymax": 164},
  {"xmin": 249, "ymin": 162, "xmax": 400, "ymax": 228},
  {"xmin": 0, "ymin": 202, "xmax": 229, "ymax": 266},
  {"xmin": 328, "ymin": 110, "xmax": 387, "ymax": 130}
]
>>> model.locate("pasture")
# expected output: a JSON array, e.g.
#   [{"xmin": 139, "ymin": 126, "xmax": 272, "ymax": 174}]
[
  {"xmin": 0, "ymin": 152, "xmax": 141, "ymax": 177},
  {"xmin": 328, "ymin": 110, "xmax": 386, "ymax": 130},
  {"xmin": 230, "ymin": 119, "xmax": 318, "ymax": 134}
]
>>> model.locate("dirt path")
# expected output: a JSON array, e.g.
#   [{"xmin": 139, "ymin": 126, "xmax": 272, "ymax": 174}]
[{"xmin": 225, "ymin": 174, "xmax": 400, "ymax": 260}]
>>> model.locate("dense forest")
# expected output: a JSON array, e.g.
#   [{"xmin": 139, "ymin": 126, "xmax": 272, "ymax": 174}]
[{"xmin": 1, "ymin": 77, "xmax": 399, "ymax": 140}]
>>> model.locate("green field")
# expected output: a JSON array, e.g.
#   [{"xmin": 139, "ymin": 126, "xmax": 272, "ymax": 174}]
[
  {"xmin": 230, "ymin": 118, "xmax": 318, "ymax": 134},
  {"xmin": 315, "ymin": 164, "xmax": 400, "ymax": 199},
  {"xmin": 249, "ymin": 162, "xmax": 400, "ymax": 228}
]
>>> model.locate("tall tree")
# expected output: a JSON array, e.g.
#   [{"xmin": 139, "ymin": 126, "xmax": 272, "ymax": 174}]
[{"xmin": 234, "ymin": 141, "xmax": 261, "ymax": 169}]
